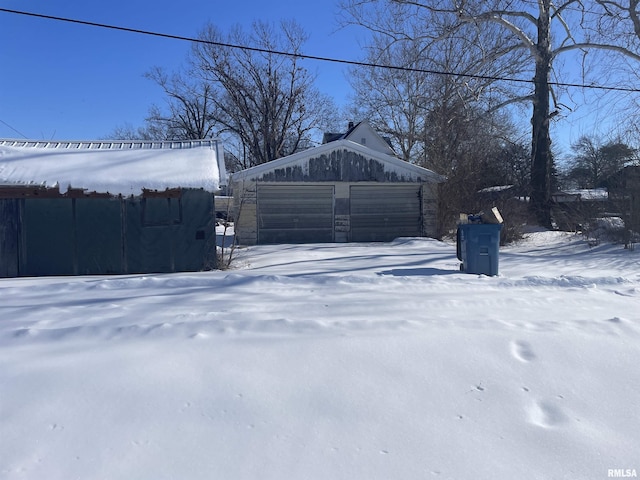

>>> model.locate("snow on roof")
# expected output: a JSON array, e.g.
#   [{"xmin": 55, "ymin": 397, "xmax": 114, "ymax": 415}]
[
  {"xmin": 0, "ymin": 139, "xmax": 225, "ymax": 195},
  {"xmin": 478, "ymin": 185, "xmax": 514, "ymax": 193},
  {"xmin": 232, "ymin": 139, "xmax": 444, "ymax": 183},
  {"xmin": 563, "ymin": 188, "xmax": 608, "ymax": 200},
  {"xmin": 554, "ymin": 188, "xmax": 609, "ymax": 201}
]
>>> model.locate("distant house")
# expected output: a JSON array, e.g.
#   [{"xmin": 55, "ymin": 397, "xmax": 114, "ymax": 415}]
[
  {"xmin": 551, "ymin": 188, "xmax": 611, "ymax": 231},
  {"xmin": 0, "ymin": 139, "xmax": 226, "ymax": 277},
  {"xmin": 230, "ymin": 121, "xmax": 444, "ymax": 244},
  {"xmin": 607, "ymin": 165, "xmax": 640, "ymax": 233}
]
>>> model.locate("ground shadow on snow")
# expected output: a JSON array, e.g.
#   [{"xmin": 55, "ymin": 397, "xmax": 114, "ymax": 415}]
[{"xmin": 377, "ymin": 267, "xmax": 458, "ymax": 277}]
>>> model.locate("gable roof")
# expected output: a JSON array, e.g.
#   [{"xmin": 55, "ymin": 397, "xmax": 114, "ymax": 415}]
[
  {"xmin": 0, "ymin": 139, "xmax": 226, "ymax": 195},
  {"xmin": 323, "ymin": 120, "xmax": 396, "ymax": 156},
  {"xmin": 231, "ymin": 138, "xmax": 444, "ymax": 183}
]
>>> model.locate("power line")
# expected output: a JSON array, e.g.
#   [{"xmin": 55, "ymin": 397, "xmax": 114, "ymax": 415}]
[
  {"xmin": 1, "ymin": 7, "xmax": 640, "ymax": 93},
  {"xmin": 0, "ymin": 119, "xmax": 28, "ymax": 139}
]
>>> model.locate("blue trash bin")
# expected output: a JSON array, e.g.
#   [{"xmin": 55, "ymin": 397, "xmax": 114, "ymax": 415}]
[{"xmin": 456, "ymin": 223, "xmax": 502, "ymax": 276}]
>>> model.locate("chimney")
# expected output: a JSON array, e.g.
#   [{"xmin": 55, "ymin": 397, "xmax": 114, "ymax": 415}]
[{"xmin": 348, "ymin": 121, "xmax": 354, "ymax": 130}]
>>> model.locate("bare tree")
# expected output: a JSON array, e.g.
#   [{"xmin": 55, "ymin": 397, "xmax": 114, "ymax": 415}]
[
  {"xmin": 344, "ymin": 1, "xmax": 531, "ymax": 234},
  {"xmin": 346, "ymin": 5, "xmax": 527, "ymax": 164},
  {"xmin": 587, "ymin": 2, "xmax": 640, "ymax": 146},
  {"xmin": 105, "ymin": 122, "xmax": 158, "ymax": 141},
  {"xmin": 594, "ymin": 1, "xmax": 640, "ymax": 42},
  {"xmin": 143, "ymin": 67, "xmax": 219, "ymax": 140},
  {"xmin": 342, "ymin": 0, "xmax": 640, "ymax": 228},
  {"xmin": 190, "ymin": 20, "xmax": 339, "ymax": 168},
  {"xmin": 105, "ymin": 69, "xmax": 220, "ymax": 142},
  {"xmin": 106, "ymin": 21, "xmax": 340, "ymax": 164},
  {"xmin": 347, "ymin": 36, "xmax": 429, "ymax": 163}
]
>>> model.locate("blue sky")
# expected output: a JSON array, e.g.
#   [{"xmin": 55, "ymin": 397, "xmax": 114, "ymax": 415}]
[
  {"xmin": 0, "ymin": 0, "xmax": 626, "ymax": 153},
  {"xmin": 0, "ymin": 1, "xmax": 364, "ymax": 140}
]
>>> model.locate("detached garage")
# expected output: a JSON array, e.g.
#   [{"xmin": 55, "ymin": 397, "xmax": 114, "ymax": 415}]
[{"xmin": 231, "ymin": 121, "xmax": 444, "ymax": 244}]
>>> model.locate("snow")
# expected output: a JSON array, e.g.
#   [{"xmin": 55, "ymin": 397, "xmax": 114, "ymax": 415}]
[
  {"xmin": 1, "ymin": 231, "xmax": 639, "ymax": 479},
  {"xmin": 0, "ymin": 140, "xmax": 222, "ymax": 195},
  {"xmin": 478, "ymin": 184, "xmax": 514, "ymax": 193},
  {"xmin": 230, "ymin": 139, "xmax": 444, "ymax": 183},
  {"xmin": 562, "ymin": 188, "xmax": 609, "ymax": 200}
]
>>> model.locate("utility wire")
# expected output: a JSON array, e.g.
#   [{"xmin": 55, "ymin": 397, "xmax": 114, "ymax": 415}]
[
  {"xmin": 0, "ymin": 119, "xmax": 28, "ymax": 139},
  {"xmin": 1, "ymin": 7, "xmax": 640, "ymax": 93}
]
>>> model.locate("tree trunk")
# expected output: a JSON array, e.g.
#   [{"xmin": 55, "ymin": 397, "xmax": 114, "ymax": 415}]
[{"xmin": 529, "ymin": 0, "xmax": 553, "ymax": 228}]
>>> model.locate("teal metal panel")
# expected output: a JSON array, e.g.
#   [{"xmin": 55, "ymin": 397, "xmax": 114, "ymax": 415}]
[
  {"xmin": 139, "ymin": 197, "xmax": 175, "ymax": 273},
  {"xmin": 124, "ymin": 198, "xmax": 148, "ymax": 274},
  {"xmin": 174, "ymin": 189, "xmax": 215, "ymax": 271},
  {"xmin": 1, "ymin": 188, "xmax": 215, "ymax": 277},
  {"xmin": 0, "ymin": 199, "xmax": 20, "ymax": 277},
  {"xmin": 142, "ymin": 197, "xmax": 182, "ymax": 226},
  {"xmin": 125, "ymin": 190, "xmax": 215, "ymax": 273},
  {"xmin": 75, "ymin": 198, "xmax": 123, "ymax": 274},
  {"xmin": 23, "ymin": 199, "xmax": 74, "ymax": 276}
]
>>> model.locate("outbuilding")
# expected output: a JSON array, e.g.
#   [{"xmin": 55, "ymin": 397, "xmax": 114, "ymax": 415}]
[
  {"xmin": 0, "ymin": 139, "xmax": 226, "ymax": 277},
  {"xmin": 230, "ymin": 121, "xmax": 444, "ymax": 244},
  {"xmin": 608, "ymin": 165, "xmax": 640, "ymax": 235}
]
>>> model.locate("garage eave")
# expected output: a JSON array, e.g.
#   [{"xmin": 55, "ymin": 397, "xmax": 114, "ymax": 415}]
[{"xmin": 231, "ymin": 140, "xmax": 444, "ymax": 184}]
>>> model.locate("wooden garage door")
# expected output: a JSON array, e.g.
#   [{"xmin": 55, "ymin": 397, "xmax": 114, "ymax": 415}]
[
  {"xmin": 257, "ymin": 185, "xmax": 334, "ymax": 244},
  {"xmin": 350, "ymin": 185, "xmax": 422, "ymax": 242}
]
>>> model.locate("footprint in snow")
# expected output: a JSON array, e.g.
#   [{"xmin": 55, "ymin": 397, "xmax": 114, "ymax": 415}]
[
  {"xmin": 510, "ymin": 340, "xmax": 536, "ymax": 363},
  {"xmin": 614, "ymin": 288, "xmax": 638, "ymax": 297},
  {"xmin": 528, "ymin": 400, "xmax": 567, "ymax": 428}
]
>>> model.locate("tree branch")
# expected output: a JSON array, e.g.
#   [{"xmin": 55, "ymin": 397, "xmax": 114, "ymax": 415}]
[{"xmin": 553, "ymin": 41, "xmax": 640, "ymax": 61}]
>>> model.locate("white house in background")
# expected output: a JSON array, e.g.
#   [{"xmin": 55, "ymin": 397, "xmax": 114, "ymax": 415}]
[
  {"xmin": 230, "ymin": 121, "xmax": 444, "ymax": 245},
  {"xmin": 322, "ymin": 120, "xmax": 397, "ymax": 156},
  {"xmin": 0, "ymin": 139, "xmax": 226, "ymax": 277}
]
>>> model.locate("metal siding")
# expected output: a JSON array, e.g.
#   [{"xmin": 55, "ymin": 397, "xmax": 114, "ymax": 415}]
[
  {"xmin": 0, "ymin": 199, "xmax": 20, "ymax": 277},
  {"xmin": 125, "ymin": 198, "xmax": 174, "ymax": 273},
  {"xmin": 126, "ymin": 190, "xmax": 215, "ymax": 273},
  {"xmin": 257, "ymin": 185, "xmax": 334, "ymax": 244},
  {"xmin": 350, "ymin": 185, "xmax": 422, "ymax": 242},
  {"xmin": 75, "ymin": 198, "xmax": 123, "ymax": 274},
  {"xmin": 0, "ymin": 189, "xmax": 215, "ymax": 277},
  {"xmin": 23, "ymin": 199, "xmax": 75, "ymax": 276},
  {"xmin": 173, "ymin": 189, "xmax": 216, "ymax": 271}
]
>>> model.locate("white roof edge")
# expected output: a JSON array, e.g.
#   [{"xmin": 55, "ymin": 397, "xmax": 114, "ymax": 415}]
[
  {"xmin": 213, "ymin": 140, "xmax": 228, "ymax": 187},
  {"xmin": 0, "ymin": 138, "xmax": 223, "ymax": 150},
  {"xmin": 231, "ymin": 139, "xmax": 444, "ymax": 182}
]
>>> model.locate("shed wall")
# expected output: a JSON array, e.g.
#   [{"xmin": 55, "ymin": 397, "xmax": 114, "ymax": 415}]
[{"xmin": 0, "ymin": 189, "xmax": 216, "ymax": 277}]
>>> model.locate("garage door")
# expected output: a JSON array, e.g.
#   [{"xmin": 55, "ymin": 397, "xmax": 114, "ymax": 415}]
[
  {"xmin": 257, "ymin": 185, "xmax": 334, "ymax": 244},
  {"xmin": 350, "ymin": 185, "xmax": 422, "ymax": 242}
]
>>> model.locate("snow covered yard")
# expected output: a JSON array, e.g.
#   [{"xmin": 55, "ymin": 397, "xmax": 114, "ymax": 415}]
[{"xmin": 1, "ymin": 231, "xmax": 639, "ymax": 480}]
